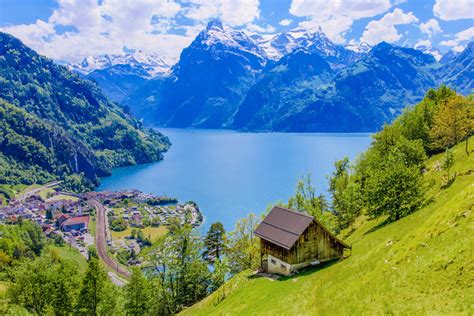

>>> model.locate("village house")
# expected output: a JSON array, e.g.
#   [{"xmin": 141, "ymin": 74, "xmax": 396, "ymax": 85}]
[
  {"xmin": 129, "ymin": 213, "xmax": 143, "ymax": 227},
  {"xmin": 255, "ymin": 206, "xmax": 350, "ymax": 276},
  {"xmin": 61, "ymin": 215, "xmax": 89, "ymax": 232},
  {"xmin": 55, "ymin": 213, "xmax": 69, "ymax": 226}
]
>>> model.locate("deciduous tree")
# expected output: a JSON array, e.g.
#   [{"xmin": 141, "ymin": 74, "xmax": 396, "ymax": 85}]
[
  {"xmin": 430, "ymin": 95, "xmax": 473, "ymax": 154},
  {"xmin": 226, "ymin": 213, "xmax": 260, "ymax": 274}
]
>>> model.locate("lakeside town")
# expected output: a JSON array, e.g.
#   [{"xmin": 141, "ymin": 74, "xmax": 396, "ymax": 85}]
[{"xmin": 0, "ymin": 185, "xmax": 203, "ymax": 266}]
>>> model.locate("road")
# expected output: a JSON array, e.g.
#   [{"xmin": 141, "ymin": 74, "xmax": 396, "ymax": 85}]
[{"xmin": 17, "ymin": 181, "xmax": 61, "ymax": 201}]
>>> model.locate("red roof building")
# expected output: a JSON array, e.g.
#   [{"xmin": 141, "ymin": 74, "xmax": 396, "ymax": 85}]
[{"xmin": 61, "ymin": 215, "xmax": 89, "ymax": 232}]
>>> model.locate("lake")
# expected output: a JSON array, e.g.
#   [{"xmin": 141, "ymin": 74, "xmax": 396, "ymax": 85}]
[{"xmin": 98, "ymin": 129, "xmax": 372, "ymax": 231}]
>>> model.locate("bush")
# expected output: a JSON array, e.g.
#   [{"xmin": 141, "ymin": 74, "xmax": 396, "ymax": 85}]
[{"xmin": 110, "ymin": 218, "xmax": 127, "ymax": 231}]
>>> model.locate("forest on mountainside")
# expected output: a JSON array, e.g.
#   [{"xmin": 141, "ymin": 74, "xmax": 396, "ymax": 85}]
[{"xmin": 0, "ymin": 33, "xmax": 170, "ymax": 191}]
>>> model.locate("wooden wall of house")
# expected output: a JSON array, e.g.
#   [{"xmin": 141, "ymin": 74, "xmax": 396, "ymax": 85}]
[
  {"xmin": 260, "ymin": 239, "xmax": 292, "ymax": 262},
  {"xmin": 260, "ymin": 221, "xmax": 344, "ymax": 265}
]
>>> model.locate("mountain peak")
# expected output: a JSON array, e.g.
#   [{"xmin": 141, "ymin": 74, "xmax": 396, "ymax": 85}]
[
  {"xmin": 206, "ymin": 19, "xmax": 224, "ymax": 31},
  {"xmin": 373, "ymin": 41, "xmax": 393, "ymax": 51}
]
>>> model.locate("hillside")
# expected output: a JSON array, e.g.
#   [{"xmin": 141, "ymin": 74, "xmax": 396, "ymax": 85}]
[
  {"xmin": 0, "ymin": 32, "xmax": 170, "ymax": 189},
  {"xmin": 181, "ymin": 138, "xmax": 474, "ymax": 315}
]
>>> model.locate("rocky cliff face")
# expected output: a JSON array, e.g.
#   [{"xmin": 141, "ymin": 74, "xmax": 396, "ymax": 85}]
[{"xmin": 436, "ymin": 42, "xmax": 473, "ymax": 95}]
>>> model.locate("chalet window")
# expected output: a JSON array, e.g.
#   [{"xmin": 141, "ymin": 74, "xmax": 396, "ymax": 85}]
[{"xmin": 270, "ymin": 259, "xmax": 276, "ymax": 265}]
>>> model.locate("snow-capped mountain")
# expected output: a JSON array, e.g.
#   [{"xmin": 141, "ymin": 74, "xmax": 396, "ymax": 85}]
[
  {"xmin": 126, "ymin": 19, "xmax": 267, "ymax": 127},
  {"xmin": 69, "ymin": 51, "xmax": 174, "ymax": 77},
  {"xmin": 197, "ymin": 20, "xmax": 266, "ymax": 59},
  {"xmin": 345, "ymin": 41, "xmax": 372, "ymax": 53},
  {"xmin": 79, "ymin": 19, "xmax": 472, "ymax": 132},
  {"xmin": 253, "ymin": 26, "xmax": 363, "ymax": 68},
  {"xmin": 254, "ymin": 32, "xmax": 300, "ymax": 60}
]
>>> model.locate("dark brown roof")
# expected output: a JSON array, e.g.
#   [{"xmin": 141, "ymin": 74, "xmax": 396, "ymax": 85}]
[
  {"xmin": 254, "ymin": 206, "xmax": 313, "ymax": 250},
  {"xmin": 255, "ymin": 206, "xmax": 351, "ymax": 250}
]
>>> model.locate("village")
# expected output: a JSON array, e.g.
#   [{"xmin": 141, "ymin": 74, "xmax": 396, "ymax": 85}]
[{"xmin": 0, "ymin": 185, "xmax": 203, "ymax": 266}]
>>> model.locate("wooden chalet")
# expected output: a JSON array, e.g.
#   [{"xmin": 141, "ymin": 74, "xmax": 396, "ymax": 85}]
[{"xmin": 254, "ymin": 206, "xmax": 350, "ymax": 275}]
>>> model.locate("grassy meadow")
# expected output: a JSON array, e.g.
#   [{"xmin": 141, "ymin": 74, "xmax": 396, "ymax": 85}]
[{"xmin": 181, "ymin": 138, "xmax": 474, "ymax": 315}]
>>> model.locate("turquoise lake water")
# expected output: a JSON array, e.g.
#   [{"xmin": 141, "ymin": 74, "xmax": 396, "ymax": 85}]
[{"xmin": 98, "ymin": 129, "xmax": 372, "ymax": 231}]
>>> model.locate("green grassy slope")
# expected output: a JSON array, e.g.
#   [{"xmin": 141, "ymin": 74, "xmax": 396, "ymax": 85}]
[{"xmin": 182, "ymin": 139, "xmax": 474, "ymax": 315}]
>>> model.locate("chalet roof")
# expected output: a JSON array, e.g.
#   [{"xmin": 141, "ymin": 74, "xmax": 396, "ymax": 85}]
[
  {"xmin": 254, "ymin": 206, "xmax": 351, "ymax": 250},
  {"xmin": 254, "ymin": 206, "xmax": 313, "ymax": 250}
]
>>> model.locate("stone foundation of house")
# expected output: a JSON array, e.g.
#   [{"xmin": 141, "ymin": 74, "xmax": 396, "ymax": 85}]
[{"xmin": 266, "ymin": 254, "xmax": 341, "ymax": 276}]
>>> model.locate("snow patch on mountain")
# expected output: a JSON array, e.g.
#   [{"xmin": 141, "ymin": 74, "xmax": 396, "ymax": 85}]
[
  {"xmin": 194, "ymin": 19, "xmax": 266, "ymax": 62},
  {"xmin": 69, "ymin": 51, "xmax": 175, "ymax": 77},
  {"xmin": 345, "ymin": 40, "xmax": 372, "ymax": 53}
]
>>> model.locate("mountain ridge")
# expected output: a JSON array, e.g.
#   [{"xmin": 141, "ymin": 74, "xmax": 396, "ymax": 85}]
[{"xmin": 69, "ymin": 21, "xmax": 472, "ymax": 132}]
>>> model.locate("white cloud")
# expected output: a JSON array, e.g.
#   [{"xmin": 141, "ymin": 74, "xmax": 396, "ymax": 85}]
[
  {"xmin": 0, "ymin": 0, "xmax": 272, "ymax": 63},
  {"xmin": 455, "ymin": 26, "xmax": 474, "ymax": 42},
  {"xmin": 419, "ymin": 19, "xmax": 442, "ymax": 36},
  {"xmin": 439, "ymin": 26, "xmax": 474, "ymax": 52},
  {"xmin": 185, "ymin": 0, "xmax": 260, "ymax": 26},
  {"xmin": 0, "ymin": 0, "xmax": 193, "ymax": 63},
  {"xmin": 279, "ymin": 19, "xmax": 292, "ymax": 26},
  {"xmin": 290, "ymin": 0, "xmax": 391, "ymax": 19},
  {"xmin": 414, "ymin": 39, "xmax": 431, "ymax": 49},
  {"xmin": 246, "ymin": 23, "xmax": 275, "ymax": 33},
  {"xmin": 413, "ymin": 40, "xmax": 442, "ymax": 61},
  {"xmin": 360, "ymin": 9, "xmax": 419, "ymax": 45},
  {"xmin": 289, "ymin": 0, "xmax": 392, "ymax": 43},
  {"xmin": 439, "ymin": 40, "xmax": 457, "ymax": 47},
  {"xmin": 433, "ymin": 0, "xmax": 474, "ymax": 21},
  {"xmin": 298, "ymin": 15, "xmax": 354, "ymax": 44}
]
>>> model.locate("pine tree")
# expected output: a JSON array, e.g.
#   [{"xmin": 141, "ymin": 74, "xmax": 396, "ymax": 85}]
[
  {"xmin": 124, "ymin": 268, "xmax": 152, "ymax": 315},
  {"xmin": 76, "ymin": 258, "xmax": 109, "ymax": 315},
  {"xmin": 203, "ymin": 222, "xmax": 226, "ymax": 263}
]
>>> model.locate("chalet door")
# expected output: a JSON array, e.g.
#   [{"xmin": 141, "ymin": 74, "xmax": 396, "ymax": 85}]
[{"xmin": 311, "ymin": 245, "xmax": 317, "ymax": 259}]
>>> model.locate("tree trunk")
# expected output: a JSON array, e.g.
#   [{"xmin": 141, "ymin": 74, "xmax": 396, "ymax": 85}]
[{"xmin": 466, "ymin": 138, "xmax": 469, "ymax": 156}]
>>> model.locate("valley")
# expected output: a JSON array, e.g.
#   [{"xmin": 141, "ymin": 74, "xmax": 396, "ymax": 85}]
[{"xmin": 0, "ymin": 3, "xmax": 472, "ymax": 314}]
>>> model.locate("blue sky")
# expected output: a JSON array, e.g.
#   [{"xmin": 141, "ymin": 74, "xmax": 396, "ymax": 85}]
[{"xmin": 0, "ymin": 0, "xmax": 472, "ymax": 63}]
